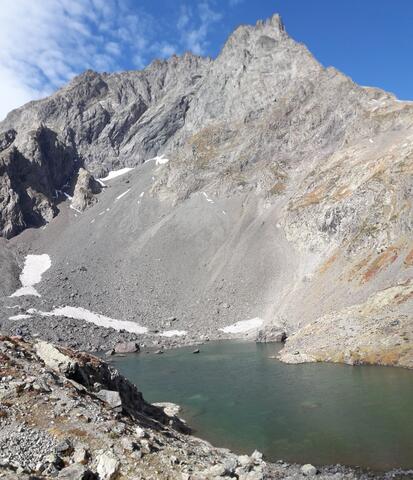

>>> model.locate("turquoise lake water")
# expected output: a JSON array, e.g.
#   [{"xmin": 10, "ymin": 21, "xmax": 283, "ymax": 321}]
[{"xmin": 110, "ymin": 341, "xmax": 413, "ymax": 471}]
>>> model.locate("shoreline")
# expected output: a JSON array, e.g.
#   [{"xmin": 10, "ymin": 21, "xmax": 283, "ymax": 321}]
[{"xmin": 3, "ymin": 337, "xmax": 413, "ymax": 480}]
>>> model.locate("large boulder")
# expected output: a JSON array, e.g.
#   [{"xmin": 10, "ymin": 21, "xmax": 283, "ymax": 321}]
[
  {"xmin": 71, "ymin": 168, "xmax": 102, "ymax": 212},
  {"xmin": 113, "ymin": 341, "xmax": 140, "ymax": 354},
  {"xmin": 58, "ymin": 463, "xmax": 97, "ymax": 479},
  {"xmin": 95, "ymin": 389, "xmax": 122, "ymax": 410},
  {"xmin": 96, "ymin": 451, "xmax": 120, "ymax": 480},
  {"xmin": 35, "ymin": 341, "xmax": 76, "ymax": 374},
  {"xmin": 255, "ymin": 324, "xmax": 286, "ymax": 343}
]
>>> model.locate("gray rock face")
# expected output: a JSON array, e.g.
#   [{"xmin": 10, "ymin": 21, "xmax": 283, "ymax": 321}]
[
  {"xmin": 0, "ymin": 126, "xmax": 78, "ymax": 237},
  {"xmin": 0, "ymin": 238, "xmax": 19, "ymax": 296},
  {"xmin": 71, "ymin": 168, "xmax": 102, "ymax": 212},
  {"xmin": 0, "ymin": 13, "xmax": 412, "ymax": 367}
]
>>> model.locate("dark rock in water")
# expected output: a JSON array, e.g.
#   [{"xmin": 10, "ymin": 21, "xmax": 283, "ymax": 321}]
[{"xmin": 114, "ymin": 341, "xmax": 140, "ymax": 354}]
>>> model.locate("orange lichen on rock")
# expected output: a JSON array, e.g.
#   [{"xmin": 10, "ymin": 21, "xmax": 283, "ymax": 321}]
[
  {"xmin": 346, "ymin": 253, "xmax": 372, "ymax": 282},
  {"xmin": 333, "ymin": 185, "xmax": 353, "ymax": 201},
  {"xmin": 318, "ymin": 251, "xmax": 339, "ymax": 274},
  {"xmin": 269, "ymin": 181, "xmax": 286, "ymax": 195},
  {"xmin": 362, "ymin": 246, "xmax": 399, "ymax": 283},
  {"xmin": 292, "ymin": 185, "xmax": 326, "ymax": 209},
  {"xmin": 404, "ymin": 248, "xmax": 413, "ymax": 267}
]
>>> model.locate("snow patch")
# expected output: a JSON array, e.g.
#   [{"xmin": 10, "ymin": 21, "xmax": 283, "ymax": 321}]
[
  {"xmin": 155, "ymin": 154, "xmax": 169, "ymax": 165},
  {"xmin": 100, "ymin": 168, "xmax": 134, "ymax": 182},
  {"xmin": 160, "ymin": 330, "xmax": 187, "ymax": 337},
  {"xmin": 10, "ymin": 254, "xmax": 51, "ymax": 298},
  {"xmin": 11, "ymin": 286, "xmax": 41, "ymax": 297},
  {"xmin": 220, "ymin": 318, "xmax": 264, "ymax": 334},
  {"xmin": 9, "ymin": 314, "xmax": 32, "ymax": 320},
  {"xmin": 30, "ymin": 306, "xmax": 148, "ymax": 334},
  {"xmin": 115, "ymin": 189, "xmax": 131, "ymax": 201},
  {"xmin": 96, "ymin": 178, "xmax": 106, "ymax": 187},
  {"xmin": 70, "ymin": 204, "xmax": 82, "ymax": 214},
  {"xmin": 202, "ymin": 192, "xmax": 214, "ymax": 204},
  {"xmin": 146, "ymin": 154, "xmax": 170, "ymax": 165}
]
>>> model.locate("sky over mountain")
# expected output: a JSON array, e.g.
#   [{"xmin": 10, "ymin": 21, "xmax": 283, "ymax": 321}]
[{"xmin": 0, "ymin": 0, "xmax": 412, "ymax": 119}]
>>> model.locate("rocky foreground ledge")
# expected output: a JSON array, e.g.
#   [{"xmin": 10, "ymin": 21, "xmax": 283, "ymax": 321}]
[{"xmin": 0, "ymin": 335, "xmax": 404, "ymax": 480}]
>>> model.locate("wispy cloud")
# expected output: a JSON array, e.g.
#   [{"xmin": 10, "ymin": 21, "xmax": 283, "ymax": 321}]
[
  {"xmin": 0, "ymin": 0, "xmax": 226, "ymax": 119},
  {"xmin": 178, "ymin": 2, "xmax": 222, "ymax": 55}
]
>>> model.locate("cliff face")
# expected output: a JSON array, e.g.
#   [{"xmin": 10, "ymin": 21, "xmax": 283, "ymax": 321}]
[{"xmin": 0, "ymin": 14, "xmax": 412, "ymax": 367}]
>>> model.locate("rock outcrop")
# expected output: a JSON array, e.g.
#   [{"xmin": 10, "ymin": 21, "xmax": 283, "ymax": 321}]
[{"xmin": 71, "ymin": 168, "xmax": 102, "ymax": 212}]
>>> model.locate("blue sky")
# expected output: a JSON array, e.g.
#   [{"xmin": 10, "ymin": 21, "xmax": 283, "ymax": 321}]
[{"xmin": 0, "ymin": 0, "xmax": 412, "ymax": 119}]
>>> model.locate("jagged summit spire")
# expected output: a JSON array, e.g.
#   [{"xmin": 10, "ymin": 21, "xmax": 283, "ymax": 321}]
[
  {"xmin": 256, "ymin": 13, "xmax": 285, "ymax": 32},
  {"xmin": 218, "ymin": 12, "xmax": 288, "ymax": 58}
]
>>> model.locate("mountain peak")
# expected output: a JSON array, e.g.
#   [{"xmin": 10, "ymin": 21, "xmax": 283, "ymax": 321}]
[{"xmin": 256, "ymin": 13, "xmax": 285, "ymax": 32}]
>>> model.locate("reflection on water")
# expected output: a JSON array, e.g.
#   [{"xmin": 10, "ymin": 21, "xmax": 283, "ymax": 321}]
[{"xmin": 111, "ymin": 341, "xmax": 413, "ymax": 471}]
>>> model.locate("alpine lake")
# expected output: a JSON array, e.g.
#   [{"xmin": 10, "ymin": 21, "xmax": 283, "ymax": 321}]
[{"xmin": 110, "ymin": 341, "xmax": 413, "ymax": 472}]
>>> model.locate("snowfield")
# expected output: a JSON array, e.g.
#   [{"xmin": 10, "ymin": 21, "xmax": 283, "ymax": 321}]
[
  {"xmin": 10, "ymin": 254, "xmax": 51, "ymax": 297},
  {"xmin": 220, "ymin": 318, "xmax": 264, "ymax": 334},
  {"xmin": 9, "ymin": 314, "xmax": 32, "ymax": 321},
  {"xmin": 28, "ymin": 306, "xmax": 148, "ymax": 334},
  {"xmin": 160, "ymin": 330, "xmax": 187, "ymax": 337},
  {"xmin": 146, "ymin": 154, "xmax": 170, "ymax": 165},
  {"xmin": 100, "ymin": 167, "xmax": 134, "ymax": 182}
]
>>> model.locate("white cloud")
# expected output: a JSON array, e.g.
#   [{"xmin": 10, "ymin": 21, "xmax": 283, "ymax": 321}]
[
  {"xmin": 178, "ymin": 1, "xmax": 222, "ymax": 55},
  {"xmin": 0, "ymin": 0, "xmax": 155, "ymax": 119},
  {"xmin": 0, "ymin": 0, "xmax": 226, "ymax": 120},
  {"xmin": 0, "ymin": 68, "xmax": 41, "ymax": 118}
]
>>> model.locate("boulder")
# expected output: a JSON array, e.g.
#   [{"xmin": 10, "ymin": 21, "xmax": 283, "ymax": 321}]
[
  {"xmin": 71, "ymin": 168, "xmax": 102, "ymax": 212},
  {"xmin": 58, "ymin": 463, "xmax": 96, "ymax": 479},
  {"xmin": 255, "ymin": 325, "xmax": 286, "ymax": 343},
  {"xmin": 35, "ymin": 341, "xmax": 75, "ymax": 374},
  {"xmin": 55, "ymin": 440, "xmax": 73, "ymax": 456},
  {"xmin": 250, "ymin": 450, "xmax": 263, "ymax": 463},
  {"xmin": 73, "ymin": 445, "xmax": 89, "ymax": 465},
  {"xmin": 152, "ymin": 402, "xmax": 181, "ymax": 417},
  {"xmin": 114, "ymin": 341, "xmax": 139, "ymax": 354},
  {"xmin": 301, "ymin": 464, "xmax": 317, "ymax": 476},
  {"xmin": 95, "ymin": 390, "xmax": 122, "ymax": 409},
  {"xmin": 96, "ymin": 451, "xmax": 120, "ymax": 480}
]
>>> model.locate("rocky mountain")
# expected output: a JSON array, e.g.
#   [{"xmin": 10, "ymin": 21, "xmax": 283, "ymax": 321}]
[{"xmin": 0, "ymin": 14, "xmax": 412, "ymax": 368}]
